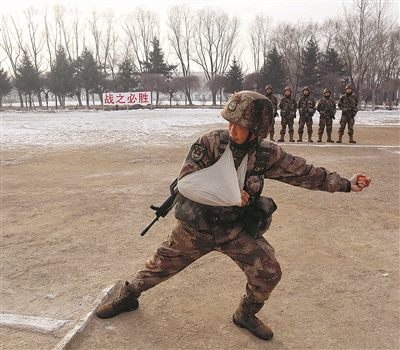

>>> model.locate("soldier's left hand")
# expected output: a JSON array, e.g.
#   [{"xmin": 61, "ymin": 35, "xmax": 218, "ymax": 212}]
[{"xmin": 240, "ymin": 190, "xmax": 251, "ymax": 207}]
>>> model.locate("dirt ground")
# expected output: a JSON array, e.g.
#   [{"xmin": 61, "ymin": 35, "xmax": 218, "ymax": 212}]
[{"xmin": 1, "ymin": 125, "xmax": 399, "ymax": 350}]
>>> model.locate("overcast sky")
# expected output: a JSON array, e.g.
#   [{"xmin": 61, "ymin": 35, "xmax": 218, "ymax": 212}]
[
  {"xmin": 2, "ymin": 0, "xmax": 398, "ymax": 72},
  {"xmin": 2, "ymin": 0, "xmax": 346, "ymax": 24}
]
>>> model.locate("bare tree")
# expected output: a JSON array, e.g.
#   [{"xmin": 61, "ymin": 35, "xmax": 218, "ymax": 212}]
[
  {"xmin": 208, "ymin": 75, "xmax": 228, "ymax": 106},
  {"xmin": 0, "ymin": 14, "xmax": 25, "ymax": 106},
  {"xmin": 242, "ymin": 72, "xmax": 265, "ymax": 92},
  {"xmin": 167, "ymin": 4, "xmax": 196, "ymax": 104},
  {"xmin": 333, "ymin": 0, "xmax": 376, "ymax": 95},
  {"xmin": 169, "ymin": 76, "xmax": 200, "ymax": 106},
  {"xmin": 43, "ymin": 3, "xmax": 89, "ymax": 106},
  {"xmin": 122, "ymin": 8, "xmax": 160, "ymax": 72},
  {"xmin": 23, "ymin": 6, "xmax": 47, "ymax": 106},
  {"xmin": 88, "ymin": 8, "xmax": 121, "ymax": 96},
  {"xmin": 364, "ymin": 1, "xmax": 398, "ymax": 109},
  {"xmin": 141, "ymin": 73, "xmax": 167, "ymax": 106},
  {"xmin": 61, "ymin": 7, "xmax": 87, "ymax": 63},
  {"xmin": 333, "ymin": 0, "xmax": 399, "ymax": 109},
  {"xmin": 248, "ymin": 14, "xmax": 273, "ymax": 73},
  {"xmin": 191, "ymin": 8, "xmax": 240, "ymax": 105},
  {"xmin": 272, "ymin": 20, "xmax": 317, "ymax": 96}
]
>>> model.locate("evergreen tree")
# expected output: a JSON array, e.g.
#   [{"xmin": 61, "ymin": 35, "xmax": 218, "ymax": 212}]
[
  {"xmin": 0, "ymin": 67, "xmax": 13, "ymax": 107},
  {"xmin": 319, "ymin": 47, "xmax": 345, "ymax": 98},
  {"xmin": 47, "ymin": 47, "xmax": 75, "ymax": 108},
  {"xmin": 141, "ymin": 37, "xmax": 177, "ymax": 106},
  {"xmin": 76, "ymin": 48, "xmax": 102, "ymax": 107},
  {"xmin": 321, "ymin": 47, "xmax": 344, "ymax": 76},
  {"xmin": 300, "ymin": 38, "xmax": 321, "ymax": 90},
  {"xmin": 224, "ymin": 58, "xmax": 244, "ymax": 94},
  {"xmin": 116, "ymin": 58, "xmax": 140, "ymax": 92},
  {"xmin": 142, "ymin": 38, "xmax": 177, "ymax": 79},
  {"xmin": 262, "ymin": 47, "xmax": 286, "ymax": 92},
  {"xmin": 14, "ymin": 52, "xmax": 41, "ymax": 108}
]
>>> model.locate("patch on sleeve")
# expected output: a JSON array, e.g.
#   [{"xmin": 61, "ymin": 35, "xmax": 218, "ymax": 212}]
[{"xmin": 190, "ymin": 144, "xmax": 206, "ymax": 162}]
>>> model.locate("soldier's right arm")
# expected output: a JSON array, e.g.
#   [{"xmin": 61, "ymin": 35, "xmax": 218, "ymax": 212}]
[
  {"xmin": 263, "ymin": 143, "xmax": 349, "ymax": 193},
  {"xmin": 338, "ymin": 96, "xmax": 344, "ymax": 109},
  {"xmin": 316, "ymin": 99, "xmax": 323, "ymax": 112}
]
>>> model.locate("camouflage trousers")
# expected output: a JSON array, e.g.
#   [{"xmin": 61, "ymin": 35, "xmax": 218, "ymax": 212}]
[
  {"xmin": 298, "ymin": 114, "xmax": 313, "ymax": 135},
  {"xmin": 318, "ymin": 116, "xmax": 333, "ymax": 135},
  {"xmin": 338, "ymin": 115, "xmax": 355, "ymax": 136},
  {"xmin": 280, "ymin": 116, "xmax": 295, "ymax": 136},
  {"xmin": 130, "ymin": 221, "xmax": 282, "ymax": 303},
  {"xmin": 270, "ymin": 117, "xmax": 276, "ymax": 137}
]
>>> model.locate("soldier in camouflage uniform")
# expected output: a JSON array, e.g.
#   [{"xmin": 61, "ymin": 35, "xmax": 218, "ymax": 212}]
[
  {"xmin": 95, "ymin": 91, "xmax": 370, "ymax": 341},
  {"xmin": 297, "ymin": 86, "xmax": 316, "ymax": 142},
  {"xmin": 337, "ymin": 84, "xmax": 359, "ymax": 143},
  {"xmin": 316, "ymin": 88, "xmax": 336, "ymax": 142},
  {"xmin": 278, "ymin": 86, "xmax": 297, "ymax": 142},
  {"xmin": 265, "ymin": 85, "xmax": 279, "ymax": 142}
]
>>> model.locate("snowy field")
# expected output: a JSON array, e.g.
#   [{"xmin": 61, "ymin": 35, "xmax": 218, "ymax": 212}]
[{"xmin": 1, "ymin": 108, "xmax": 399, "ymax": 150}]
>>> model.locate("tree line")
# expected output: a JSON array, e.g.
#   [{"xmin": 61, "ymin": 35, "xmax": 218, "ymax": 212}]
[{"xmin": 0, "ymin": 0, "xmax": 399, "ymax": 109}]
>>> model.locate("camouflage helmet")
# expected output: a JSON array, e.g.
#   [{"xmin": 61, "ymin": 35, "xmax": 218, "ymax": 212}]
[
  {"xmin": 284, "ymin": 86, "xmax": 292, "ymax": 93},
  {"xmin": 265, "ymin": 84, "xmax": 273, "ymax": 91},
  {"xmin": 345, "ymin": 84, "xmax": 353, "ymax": 90},
  {"xmin": 324, "ymin": 88, "xmax": 331, "ymax": 94},
  {"xmin": 221, "ymin": 90, "xmax": 274, "ymax": 139},
  {"xmin": 302, "ymin": 86, "xmax": 310, "ymax": 92}
]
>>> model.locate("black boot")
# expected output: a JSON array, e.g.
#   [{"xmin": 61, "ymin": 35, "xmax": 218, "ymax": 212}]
[
  {"xmin": 297, "ymin": 133, "xmax": 303, "ymax": 142},
  {"xmin": 317, "ymin": 134, "xmax": 322, "ymax": 143},
  {"xmin": 327, "ymin": 133, "xmax": 334, "ymax": 143},
  {"xmin": 336, "ymin": 134, "xmax": 343, "ymax": 143},
  {"xmin": 233, "ymin": 296, "xmax": 273, "ymax": 340},
  {"xmin": 96, "ymin": 281, "xmax": 139, "ymax": 319},
  {"xmin": 289, "ymin": 133, "xmax": 295, "ymax": 142},
  {"xmin": 349, "ymin": 135, "xmax": 356, "ymax": 143},
  {"xmin": 307, "ymin": 133, "xmax": 313, "ymax": 142}
]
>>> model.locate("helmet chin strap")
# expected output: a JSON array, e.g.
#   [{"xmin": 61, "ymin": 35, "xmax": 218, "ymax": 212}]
[
  {"xmin": 230, "ymin": 131, "xmax": 257, "ymax": 150},
  {"xmin": 244, "ymin": 131, "xmax": 254, "ymax": 143}
]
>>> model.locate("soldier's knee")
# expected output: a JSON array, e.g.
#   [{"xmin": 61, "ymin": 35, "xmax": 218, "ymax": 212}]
[{"xmin": 260, "ymin": 263, "xmax": 282, "ymax": 287}]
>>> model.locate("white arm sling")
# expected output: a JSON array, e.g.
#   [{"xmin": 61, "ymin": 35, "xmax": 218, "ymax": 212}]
[{"xmin": 177, "ymin": 144, "xmax": 248, "ymax": 207}]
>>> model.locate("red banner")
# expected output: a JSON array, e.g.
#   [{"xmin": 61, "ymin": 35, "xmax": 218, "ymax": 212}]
[{"xmin": 103, "ymin": 92, "xmax": 151, "ymax": 105}]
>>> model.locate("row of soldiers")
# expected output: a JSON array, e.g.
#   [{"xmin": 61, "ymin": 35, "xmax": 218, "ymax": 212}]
[{"xmin": 265, "ymin": 84, "xmax": 359, "ymax": 143}]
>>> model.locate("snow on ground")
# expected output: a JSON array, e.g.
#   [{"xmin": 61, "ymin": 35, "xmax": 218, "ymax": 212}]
[{"xmin": 1, "ymin": 108, "xmax": 399, "ymax": 149}]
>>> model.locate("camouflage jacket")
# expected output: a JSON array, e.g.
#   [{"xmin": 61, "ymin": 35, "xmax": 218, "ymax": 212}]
[
  {"xmin": 279, "ymin": 95, "xmax": 297, "ymax": 118},
  {"xmin": 317, "ymin": 96, "xmax": 336, "ymax": 117},
  {"xmin": 266, "ymin": 94, "xmax": 279, "ymax": 117},
  {"xmin": 175, "ymin": 130, "xmax": 350, "ymax": 244},
  {"xmin": 297, "ymin": 95, "xmax": 316, "ymax": 117},
  {"xmin": 338, "ymin": 93, "xmax": 359, "ymax": 116}
]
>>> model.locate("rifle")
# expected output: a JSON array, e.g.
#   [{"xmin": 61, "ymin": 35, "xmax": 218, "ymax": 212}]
[{"xmin": 140, "ymin": 178, "xmax": 181, "ymax": 236}]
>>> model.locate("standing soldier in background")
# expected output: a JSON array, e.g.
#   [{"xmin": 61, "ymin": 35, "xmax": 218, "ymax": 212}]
[
  {"xmin": 337, "ymin": 84, "xmax": 358, "ymax": 143},
  {"xmin": 278, "ymin": 87, "xmax": 297, "ymax": 142},
  {"xmin": 316, "ymin": 88, "xmax": 336, "ymax": 142},
  {"xmin": 265, "ymin": 85, "xmax": 278, "ymax": 142},
  {"xmin": 297, "ymin": 86, "xmax": 316, "ymax": 142}
]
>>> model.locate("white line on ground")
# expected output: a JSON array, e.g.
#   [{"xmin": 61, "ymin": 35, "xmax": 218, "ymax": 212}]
[
  {"xmin": 0, "ymin": 314, "xmax": 69, "ymax": 332},
  {"xmin": 277, "ymin": 143, "xmax": 400, "ymax": 148},
  {"xmin": 53, "ymin": 283, "xmax": 117, "ymax": 350}
]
